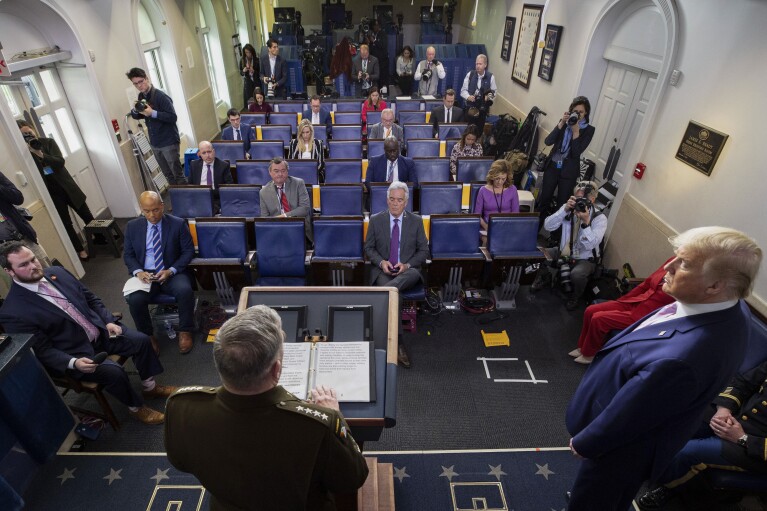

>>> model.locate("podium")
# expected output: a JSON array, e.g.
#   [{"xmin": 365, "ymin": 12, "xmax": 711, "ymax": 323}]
[{"xmin": 238, "ymin": 287, "xmax": 398, "ymax": 442}]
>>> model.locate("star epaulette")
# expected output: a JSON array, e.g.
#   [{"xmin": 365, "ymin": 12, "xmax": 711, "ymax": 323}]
[
  {"xmin": 169, "ymin": 386, "xmax": 218, "ymax": 399},
  {"xmin": 277, "ymin": 400, "xmax": 333, "ymax": 427}
]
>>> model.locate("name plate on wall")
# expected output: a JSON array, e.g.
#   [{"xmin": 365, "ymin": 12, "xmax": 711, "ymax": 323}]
[{"xmin": 675, "ymin": 121, "xmax": 728, "ymax": 176}]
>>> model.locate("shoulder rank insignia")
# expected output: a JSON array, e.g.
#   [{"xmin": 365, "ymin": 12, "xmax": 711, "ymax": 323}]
[
  {"xmin": 278, "ymin": 400, "xmax": 332, "ymax": 426},
  {"xmin": 170, "ymin": 386, "xmax": 217, "ymax": 397}
]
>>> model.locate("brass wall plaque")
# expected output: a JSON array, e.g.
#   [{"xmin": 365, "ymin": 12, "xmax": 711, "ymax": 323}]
[{"xmin": 675, "ymin": 121, "xmax": 729, "ymax": 176}]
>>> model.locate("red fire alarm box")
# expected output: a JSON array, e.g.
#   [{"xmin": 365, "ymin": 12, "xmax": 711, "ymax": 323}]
[{"xmin": 633, "ymin": 162, "xmax": 646, "ymax": 179}]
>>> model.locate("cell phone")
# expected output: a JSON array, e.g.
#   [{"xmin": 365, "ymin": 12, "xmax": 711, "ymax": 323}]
[{"xmin": 90, "ymin": 352, "xmax": 108, "ymax": 364}]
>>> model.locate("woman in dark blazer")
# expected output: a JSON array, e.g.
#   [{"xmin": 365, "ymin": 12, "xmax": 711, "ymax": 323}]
[
  {"xmin": 536, "ymin": 96, "xmax": 596, "ymax": 230},
  {"xmin": 17, "ymin": 120, "xmax": 100, "ymax": 260},
  {"xmin": 289, "ymin": 119, "xmax": 325, "ymax": 183},
  {"xmin": 240, "ymin": 44, "xmax": 259, "ymax": 110}
]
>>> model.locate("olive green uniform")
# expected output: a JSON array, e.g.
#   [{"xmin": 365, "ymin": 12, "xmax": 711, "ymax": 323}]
[{"xmin": 164, "ymin": 385, "xmax": 368, "ymax": 510}]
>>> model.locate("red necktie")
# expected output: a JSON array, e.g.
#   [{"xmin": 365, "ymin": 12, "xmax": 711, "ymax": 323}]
[{"xmin": 279, "ymin": 186, "xmax": 291, "ymax": 213}]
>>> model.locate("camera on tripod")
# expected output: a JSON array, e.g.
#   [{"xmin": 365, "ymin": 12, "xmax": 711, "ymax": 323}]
[{"xmin": 22, "ymin": 132, "xmax": 42, "ymax": 151}]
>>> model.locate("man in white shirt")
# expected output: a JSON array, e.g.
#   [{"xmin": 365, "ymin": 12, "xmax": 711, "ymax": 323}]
[
  {"xmin": 221, "ymin": 109, "xmax": 256, "ymax": 154},
  {"xmin": 352, "ymin": 45, "xmax": 380, "ymax": 97},
  {"xmin": 431, "ymin": 89, "xmax": 464, "ymax": 138},
  {"xmin": 301, "ymin": 95, "xmax": 332, "ymax": 135},
  {"xmin": 414, "ymin": 46, "xmax": 446, "ymax": 97},
  {"xmin": 189, "ymin": 141, "xmax": 234, "ymax": 213},
  {"xmin": 259, "ymin": 39, "xmax": 287, "ymax": 99},
  {"xmin": 460, "ymin": 54, "xmax": 497, "ymax": 130},
  {"xmin": 367, "ymin": 108, "xmax": 404, "ymax": 144}
]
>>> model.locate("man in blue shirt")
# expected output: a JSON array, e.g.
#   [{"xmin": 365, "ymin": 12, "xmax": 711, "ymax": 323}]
[{"xmin": 127, "ymin": 68, "xmax": 187, "ymax": 185}]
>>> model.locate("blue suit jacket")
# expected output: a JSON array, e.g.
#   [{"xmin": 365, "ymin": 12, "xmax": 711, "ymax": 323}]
[
  {"xmin": 0, "ymin": 267, "xmax": 115, "ymax": 373},
  {"xmin": 302, "ymin": 108, "xmax": 332, "ymax": 133},
  {"xmin": 221, "ymin": 123, "xmax": 256, "ymax": 152},
  {"xmin": 364, "ymin": 154, "xmax": 417, "ymax": 189},
  {"xmin": 566, "ymin": 302, "xmax": 750, "ymax": 479},
  {"xmin": 123, "ymin": 214, "xmax": 195, "ymax": 275}
]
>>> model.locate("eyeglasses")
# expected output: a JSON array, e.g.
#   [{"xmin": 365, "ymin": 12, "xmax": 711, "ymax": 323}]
[{"xmin": 131, "ymin": 78, "xmax": 147, "ymax": 87}]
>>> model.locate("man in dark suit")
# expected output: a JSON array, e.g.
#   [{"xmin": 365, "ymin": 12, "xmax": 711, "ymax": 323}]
[
  {"xmin": 0, "ymin": 242, "xmax": 176, "ymax": 425},
  {"xmin": 352, "ymin": 45, "xmax": 379, "ymax": 97},
  {"xmin": 302, "ymin": 95, "xmax": 332, "ymax": 136},
  {"xmin": 221, "ymin": 108, "xmax": 256, "ymax": 153},
  {"xmin": 260, "ymin": 39, "xmax": 288, "ymax": 99},
  {"xmin": 124, "ymin": 191, "xmax": 196, "ymax": 354},
  {"xmin": 367, "ymin": 109, "xmax": 404, "ymax": 145},
  {"xmin": 364, "ymin": 138, "xmax": 416, "ymax": 192},
  {"xmin": 431, "ymin": 89, "xmax": 464, "ymax": 138},
  {"xmin": 565, "ymin": 226, "xmax": 763, "ymax": 511},
  {"xmin": 259, "ymin": 157, "xmax": 313, "ymax": 243},
  {"xmin": 189, "ymin": 140, "xmax": 234, "ymax": 213},
  {"xmin": 0, "ymin": 170, "xmax": 50, "ymax": 266},
  {"xmin": 165, "ymin": 306, "xmax": 368, "ymax": 509}
]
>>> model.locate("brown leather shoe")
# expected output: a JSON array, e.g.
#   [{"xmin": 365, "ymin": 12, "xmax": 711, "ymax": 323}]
[
  {"xmin": 397, "ymin": 345, "xmax": 411, "ymax": 369},
  {"xmin": 178, "ymin": 331, "xmax": 193, "ymax": 354},
  {"xmin": 130, "ymin": 406, "xmax": 165, "ymax": 425},
  {"xmin": 142, "ymin": 384, "xmax": 179, "ymax": 399},
  {"xmin": 149, "ymin": 335, "xmax": 160, "ymax": 356}
]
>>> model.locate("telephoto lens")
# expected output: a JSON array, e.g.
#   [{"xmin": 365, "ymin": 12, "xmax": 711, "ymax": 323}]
[{"xmin": 559, "ymin": 262, "xmax": 573, "ymax": 294}]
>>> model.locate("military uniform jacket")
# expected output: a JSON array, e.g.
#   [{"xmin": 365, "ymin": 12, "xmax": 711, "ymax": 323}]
[
  {"xmin": 713, "ymin": 360, "xmax": 767, "ymax": 473},
  {"xmin": 164, "ymin": 385, "xmax": 368, "ymax": 510}
]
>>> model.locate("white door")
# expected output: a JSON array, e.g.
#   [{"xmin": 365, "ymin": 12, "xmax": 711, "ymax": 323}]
[
  {"xmin": 584, "ymin": 61, "xmax": 657, "ymax": 183},
  {"xmin": 3, "ymin": 68, "xmax": 109, "ymax": 221}
]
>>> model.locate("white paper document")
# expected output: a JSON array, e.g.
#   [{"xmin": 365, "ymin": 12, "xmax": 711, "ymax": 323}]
[{"xmin": 122, "ymin": 276, "xmax": 151, "ymax": 296}]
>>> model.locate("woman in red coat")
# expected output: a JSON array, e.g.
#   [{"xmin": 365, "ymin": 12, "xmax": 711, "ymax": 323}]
[{"xmin": 570, "ymin": 258, "xmax": 675, "ymax": 364}]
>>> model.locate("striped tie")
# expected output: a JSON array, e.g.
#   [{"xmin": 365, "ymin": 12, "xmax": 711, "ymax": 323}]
[{"xmin": 150, "ymin": 224, "xmax": 165, "ymax": 271}]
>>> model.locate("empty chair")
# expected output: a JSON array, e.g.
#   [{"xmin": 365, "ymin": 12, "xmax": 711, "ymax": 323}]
[
  {"xmin": 235, "ymin": 160, "xmax": 271, "ymax": 185},
  {"xmin": 399, "ymin": 111, "xmax": 428, "ymax": 125},
  {"xmin": 324, "ymin": 159, "xmax": 362, "ymax": 184},
  {"xmin": 366, "ymin": 111, "xmax": 382, "ymax": 126},
  {"xmin": 408, "ymin": 139, "xmax": 441, "ymax": 158},
  {"xmin": 445, "ymin": 138, "xmax": 460, "ymax": 157},
  {"xmin": 219, "ymin": 185, "xmax": 261, "ymax": 217},
  {"xmin": 273, "ymin": 102, "xmax": 304, "ymax": 113},
  {"xmin": 335, "ymin": 100, "xmax": 361, "ymax": 112},
  {"xmin": 367, "ymin": 139, "xmax": 385, "ymax": 158},
  {"xmin": 269, "ymin": 112, "xmax": 298, "ymax": 135},
  {"xmin": 260, "ymin": 125, "xmax": 291, "ymax": 149},
  {"xmin": 168, "ymin": 186, "xmax": 213, "ymax": 218},
  {"xmin": 419, "ymin": 183, "xmax": 463, "ymax": 215},
  {"xmin": 487, "ymin": 213, "xmax": 545, "ymax": 306},
  {"xmin": 253, "ymin": 217, "xmax": 306, "ymax": 285},
  {"xmin": 212, "ymin": 140, "xmax": 245, "ymax": 163},
  {"xmin": 328, "ymin": 140, "xmax": 363, "ymax": 159},
  {"xmin": 429, "ymin": 214, "xmax": 485, "ymax": 293},
  {"xmin": 334, "ymin": 112, "xmax": 361, "ymax": 125},
  {"xmin": 369, "ymin": 182, "xmax": 414, "ymax": 215},
  {"xmin": 332, "ymin": 125, "xmax": 362, "ymax": 141},
  {"xmin": 190, "ymin": 218, "xmax": 253, "ymax": 296},
  {"xmin": 240, "ymin": 113, "xmax": 267, "ymax": 127},
  {"xmin": 319, "ymin": 184, "xmax": 364, "ymax": 216},
  {"xmin": 311, "ymin": 216, "xmax": 365, "ymax": 286},
  {"xmin": 286, "ymin": 160, "xmax": 319, "ymax": 186},
  {"xmin": 248, "ymin": 140, "xmax": 284, "ymax": 160},
  {"xmin": 456, "ymin": 157, "xmax": 494, "ymax": 183},
  {"xmin": 414, "ymin": 158, "xmax": 451, "ymax": 183},
  {"xmin": 438, "ymin": 123, "xmax": 468, "ymax": 140},
  {"xmin": 395, "ymin": 99, "xmax": 422, "ymax": 114},
  {"xmin": 404, "ymin": 124, "xmax": 433, "ymax": 142},
  {"xmin": 313, "ymin": 125, "xmax": 328, "ymax": 145}
]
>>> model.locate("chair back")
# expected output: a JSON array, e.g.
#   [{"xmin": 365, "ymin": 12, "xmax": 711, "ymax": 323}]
[
  {"xmin": 368, "ymin": 139, "xmax": 385, "ymax": 158},
  {"xmin": 273, "ymin": 102, "xmax": 304, "ymax": 113},
  {"xmin": 487, "ymin": 213, "xmax": 542, "ymax": 258},
  {"xmin": 369, "ymin": 182, "xmax": 415, "ymax": 215},
  {"xmin": 313, "ymin": 126, "xmax": 328, "ymax": 144},
  {"xmin": 430, "ymin": 214, "xmax": 483, "ymax": 258},
  {"xmin": 254, "ymin": 218, "xmax": 306, "ymax": 277},
  {"xmin": 408, "ymin": 139, "xmax": 440, "ymax": 158},
  {"xmin": 169, "ymin": 186, "xmax": 213, "ymax": 218},
  {"xmin": 414, "ymin": 158, "xmax": 451, "ymax": 184},
  {"xmin": 395, "ymin": 99, "xmax": 422, "ymax": 114},
  {"xmin": 328, "ymin": 140, "xmax": 363, "ymax": 159},
  {"xmin": 241, "ymin": 113, "xmax": 267, "ymax": 127},
  {"xmin": 320, "ymin": 184, "xmax": 364, "ymax": 216},
  {"xmin": 367, "ymin": 111, "xmax": 382, "ymax": 126},
  {"xmin": 403, "ymin": 124, "xmax": 433, "ymax": 142},
  {"xmin": 260, "ymin": 125, "xmax": 291, "ymax": 149},
  {"xmin": 335, "ymin": 99, "xmax": 361, "ymax": 111},
  {"xmin": 419, "ymin": 183, "xmax": 463, "ymax": 215},
  {"xmin": 332, "ymin": 125, "xmax": 362, "ymax": 141},
  {"xmin": 324, "ymin": 159, "xmax": 362, "ymax": 184},
  {"xmin": 445, "ymin": 138, "xmax": 460, "ymax": 157},
  {"xmin": 212, "ymin": 140, "xmax": 245, "ymax": 163},
  {"xmin": 467, "ymin": 181, "xmax": 486, "ymax": 213},
  {"xmin": 399, "ymin": 111, "xmax": 427, "ymax": 125},
  {"xmin": 248, "ymin": 140, "xmax": 284, "ymax": 160},
  {"xmin": 219, "ymin": 185, "xmax": 261, "ymax": 217},
  {"xmin": 438, "ymin": 123, "xmax": 468, "ymax": 140},
  {"xmin": 313, "ymin": 216, "xmax": 364, "ymax": 261},
  {"xmin": 269, "ymin": 112, "xmax": 298, "ymax": 135},
  {"xmin": 235, "ymin": 160, "xmax": 271, "ymax": 185},
  {"xmin": 456, "ymin": 157, "xmax": 494, "ymax": 183},
  {"xmin": 195, "ymin": 219, "xmax": 248, "ymax": 259},
  {"xmin": 287, "ymin": 160, "xmax": 320, "ymax": 185},
  {"xmin": 334, "ymin": 112, "xmax": 361, "ymax": 125}
]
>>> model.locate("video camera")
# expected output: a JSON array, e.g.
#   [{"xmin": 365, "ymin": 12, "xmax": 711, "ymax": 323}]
[{"xmin": 22, "ymin": 132, "xmax": 42, "ymax": 151}]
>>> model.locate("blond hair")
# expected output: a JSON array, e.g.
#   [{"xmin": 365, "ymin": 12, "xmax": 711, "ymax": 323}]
[
  {"xmin": 485, "ymin": 160, "xmax": 511, "ymax": 188},
  {"xmin": 296, "ymin": 119, "xmax": 314, "ymax": 154}
]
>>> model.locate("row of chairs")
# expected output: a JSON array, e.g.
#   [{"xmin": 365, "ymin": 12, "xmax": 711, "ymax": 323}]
[
  {"xmin": 188, "ymin": 213, "xmax": 540, "ymax": 289},
  {"xmin": 170, "ymin": 180, "xmax": 522, "ymax": 219},
  {"xmin": 268, "ymin": 98, "xmax": 445, "ymax": 115}
]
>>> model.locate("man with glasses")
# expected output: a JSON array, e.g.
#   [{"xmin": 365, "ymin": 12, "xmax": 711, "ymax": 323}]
[
  {"xmin": 302, "ymin": 95, "xmax": 332, "ymax": 136},
  {"xmin": 127, "ymin": 68, "xmax": 187, "ymax": 185},
  {"xmin": 368, "ymin": 108, "xmax": 403, "ymax": 145},
  {"xmin": 259, "ymin": 157, "xmax": 313, "ymax": 244}
]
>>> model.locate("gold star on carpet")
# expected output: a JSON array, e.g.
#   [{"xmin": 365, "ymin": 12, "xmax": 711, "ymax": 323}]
[
  {"xmin": 534, "ymin": 463, "xmax": 555, "ymax": 480},
  {"xmin": 57, "ymin": 468, "xmax": 76, "ymax": 485},
  {"xmin": 439, "ymin": 465, "xmax": 459, "ymax": 481},
  {"xmin": 103, "ymin": 468, "xmax": 123, "ymax": 485}
]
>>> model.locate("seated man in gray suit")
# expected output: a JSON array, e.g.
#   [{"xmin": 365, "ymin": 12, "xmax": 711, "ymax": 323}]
[
  {"xmin": 364, "ymin": 181, "xmax": 429, "ymax": 368},
  {"xmin": 259, "ymin": 157, "xmax": 313, "ymax": 244},
  {"xmin": 367, "ymin": 109, "xmax": 404, "ymax": 145}
]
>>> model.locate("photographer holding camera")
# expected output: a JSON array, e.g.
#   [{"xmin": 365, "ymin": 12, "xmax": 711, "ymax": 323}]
[
  {"xmin": 532, "ymin": 181, "xmax": 606, "ymax": 311},
  {"xmin": 259, "ymin": 39, "xmax": 288, "ymax": 100},
  {"xmin": 414, "ymin": 46, "xmax": 445, "ymax": 97},
  {"xmin": 460, "ymin": 54, "xmax": 497, "ymax": 132},
  {"xmin": 352, "ymin": 44, "xmax": 379, "ymax": 98},
  {"xmin": 127, "ymin": 68, "xmax": 187, "ymax": 186},
  {"xmin": 536, "ymin": 96, "xmax": 595, "ymax": 231}
]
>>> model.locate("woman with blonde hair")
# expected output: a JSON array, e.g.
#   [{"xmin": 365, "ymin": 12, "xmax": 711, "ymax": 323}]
[{"xmin": 289, "ymin": 119, "xmax": 325, "ymax": 182}]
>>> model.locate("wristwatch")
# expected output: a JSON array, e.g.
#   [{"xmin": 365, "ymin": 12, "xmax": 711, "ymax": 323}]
[{"xmin": 738, "ymin": 434, "xmax": 748, "ymax": 447}]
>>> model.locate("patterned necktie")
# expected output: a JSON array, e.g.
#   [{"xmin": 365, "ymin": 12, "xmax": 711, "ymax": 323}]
[
  {"xmin": 150, "ymin": 224, "xmax": 165, "ymax": 271},
  {"xmin": 636, "ymin": 302, "xmax": 678, "ymax": 330},
  {"xmin": 206, "ymin": 164, "xmax": 213, "ymax": 188},
  {"xmin": 278, "ymin": 186, "xmax": 291, "ymax": 213},
  {"xmin": 387, "ymin": 161, "xmax": 394, "ymax": 181},
  {"xmin": 38, "ymin": 281, "xmax": 100, "ymax": 342},
  {"xmin": 385, "ymin": 127, "xmax": 391, "ymax": 138},
  {"xmin": 389, "ymin": 218, "xmax": 399, "ymax": 265}
]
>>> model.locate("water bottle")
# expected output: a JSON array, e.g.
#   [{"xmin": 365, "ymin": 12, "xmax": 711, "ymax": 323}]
[{"xmin": 164, "ymin": 320, "xmax": 176, "ymax": 339}]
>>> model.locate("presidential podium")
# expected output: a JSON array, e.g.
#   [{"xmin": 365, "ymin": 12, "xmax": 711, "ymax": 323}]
[{"xmin": 238, "ymin": 287, "xmax": 398, "ymax": 442}]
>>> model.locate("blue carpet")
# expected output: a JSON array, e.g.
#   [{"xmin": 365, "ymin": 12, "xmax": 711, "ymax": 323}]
[{"xmin": 23, "ymin": 448, "xmax": 587, "ymax": 510}]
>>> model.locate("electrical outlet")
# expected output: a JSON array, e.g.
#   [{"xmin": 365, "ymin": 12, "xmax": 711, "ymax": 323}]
[{"xmin": 88, "ymin": 50, "xmax": 96, "ymax": 62}]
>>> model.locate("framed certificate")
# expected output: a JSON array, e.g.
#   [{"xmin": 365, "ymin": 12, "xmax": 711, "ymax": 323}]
[
  {"xmin": 537, "ymin": 25, "xmax": 563, "ymax": 82},
  {"xmin": 512, "ymin": 4, "xmax": 543, "ymax": 88},
  {"xmin": 500, "ymin": 17, "xmax": 516, "ymax": 62}
]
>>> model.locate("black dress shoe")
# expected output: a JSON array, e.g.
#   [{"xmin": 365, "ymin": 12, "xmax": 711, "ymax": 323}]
[
  {"xmin": 637, "ymin": 486, "xmax": 671, "ymax": 510},
  {"xmin": 397, "ymin": 345, "xmax": 411, "ymax": 369}
]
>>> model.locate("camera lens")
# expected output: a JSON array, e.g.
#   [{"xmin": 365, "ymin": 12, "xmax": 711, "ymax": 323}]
[{"xmin": 567, "ymin": 112, "xmax": 579, "ymax": 125}]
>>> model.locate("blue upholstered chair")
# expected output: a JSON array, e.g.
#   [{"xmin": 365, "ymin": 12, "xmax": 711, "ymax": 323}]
[
  {"xmin": 366, "ymin": 111, "xmax": 382, "ymax": 126},
  {"xmin": 428, "ymin": 214, "xmax": 485, "ymax": 291},
  {"xmin": 313, "ymin": 125, "xmax": 328, "ymax": 145},
  {"xmin": 328, "ymin": 141, "xmax": 363, "ymax": 160},
  {"xmin": 253, "ymin": 217, "xmax": 306, "ymax": 286},
  {"xmin": 487, "ymin": 213, "xmax": 543, "ymax": 259},
  {"xmin": 335, "ymin": 100, "xmax": 362, "ymax": 112},
  {"xmin": 168, "ymin": 186, "xmax": 213, "ymax": 218},
  {"xmin": 212, "ymin": 140, "xmax": 245, "ymax": 163},
  {"xmin": 190, "ymin": 218, "xmax": 254, "ymax": 293},
  {"xmin": 403, "ymin": 124, "xmax": 433, "ymax": 142},
  {"xmin": 240, "ymin": 113, "xmax": 267, "ymax": 127},
  {"xmin": 399, "ymin": 111, "xmax": 428, "ymax": 125},
  {"xmin": 395, "ymin": 99, "xmax": 422, "ymax": 115},
  {"xmin": 456, "ymin": 157, "xmax": 494, "ymax": 183},
  {"xmin": 438, "ymin": 123, "xmax": 468, "ymax": 140},
  {"xmin": 268, "ymin": 112, "xmax": 298, "ymax": 135},
  {"xmin": 445, "ymin": 138, "xmax": 460, "ymax": 158},
  {"xmin": 334, "ymin": 112, "xmax": 361, "ymax": 125},
  {"xmin": 219, "ymin": 185, "xmax": 261, "ymax": 217},
  {"xmin": 310, "ymin": 216, "xmax": 365, "ymax": 286},
  {"xmin": 369, "ymin": 182, "xmax": 414, "ymax": 215},
  {"xmin": 467, "ymin": 181, "xmax": 486, "ymax": 213},
  {"xmin": 248, "ymin": 140, "xmax": 284, "ymax": 160},
  {"xmin": 260, "ymin": 125, "xmax": 291, "ymax": 149},
  {"xmin": 319, "ymin": 184, "xmax": 364, "ymax": 216},
  {"xmin": 407, "ymin": 139, "xmax": 440, "ymax": 158},
  {"xmin": 332, "ymin": 125, "xmax": 362, "ymax": 141},
  {"xmin": 418, "ymin": 183, "xmax": 463, "ymax": 215},
  {"xmin": 324, "ymin": 159, "xmax": 362, "ymax": 184},
  {"xmin": 367, "ymin": 139, "xmax": 385, "ymax": 158},
  {"xmin": 414, "ymin": 158, "xmax": 451, "ymax": 184},
  {"xmin": 287, "ymin": 160, "xmax": 320, "ymax": 186},
  {"xmin": 273, "ymin": 102, "xmax": 304, "ymax": 113},
  {"xmin": 235, "ymin": 160, "xmax": 271, "ymax": 185}
]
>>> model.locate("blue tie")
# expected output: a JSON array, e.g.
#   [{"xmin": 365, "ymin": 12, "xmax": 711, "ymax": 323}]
[{"xmin": 150, "ymin": 224, "xmax": 165, "ymax": 271}]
